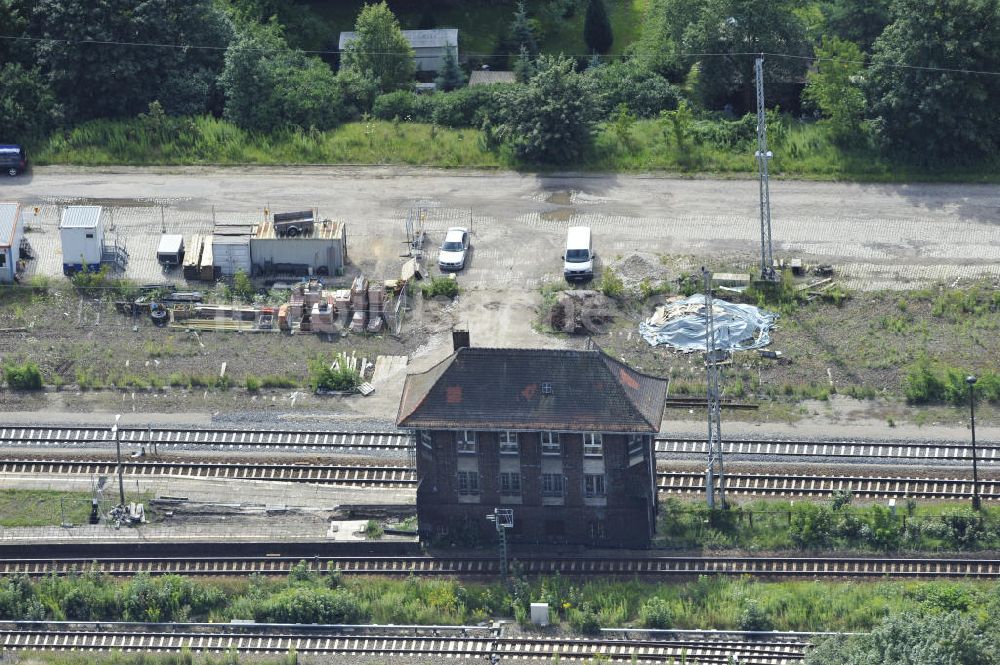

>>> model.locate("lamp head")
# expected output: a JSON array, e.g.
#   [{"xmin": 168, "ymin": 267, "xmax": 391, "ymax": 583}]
[{"xmin": 967, "ymin": 375, "xmax": 978, "ymax": 385}]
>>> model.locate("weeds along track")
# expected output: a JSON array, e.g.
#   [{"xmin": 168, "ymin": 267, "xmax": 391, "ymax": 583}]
[
  {"xmin": 0, "ymin": 622, "xmax": 807, "ymax": 664},
  {"xmin": 3, "ymin": 554, "xmax": 1000, "ymax": 579},
  {"xmin": 2, "ymin": 458, "xmax": 999, "ymax": 501},
  {"xmin": 3, "ymin": 426, "xmax": 997, "ymax": 464}
]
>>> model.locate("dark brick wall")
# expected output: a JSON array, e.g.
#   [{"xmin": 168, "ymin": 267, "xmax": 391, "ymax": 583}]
[{"xmin": 414, "ymin": 428, "xmax": 657, "ymax": 548}]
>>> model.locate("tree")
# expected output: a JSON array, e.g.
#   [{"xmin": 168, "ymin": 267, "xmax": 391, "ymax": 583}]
[
  {"xmin": 635, "ymin": 0, "xmax": 702, "ymax": 81},
  {"xmin": 803, "ymin": 36, "xmax": 867, "ymax": 145},
  {"xmin": 683, "ymin": 0, "xmax": 810, "ymax": 111},
  {"xmin": 868, "ymin": 0, "xmax": 1000, "ymax": 164},
  {"xmin": 805, "ymin": 613, "xmax": 999, "ymax": 665},
  {"xmin": 509, "ymin": 0, "xmax": 538, "ymax": 57},
  {"xmin": 341, "ymin": 1, "xmax": 415, "ymax": 94},
  {"xmin": 30, "ymin": 0, "xmax": 233, "ymax": 123},
  {"xmin": 584, "ymin": 0, "xmax": 613, "ymax": 54},
  {"xmin": 220, "ymin": 24, "xmax": 343, "ymax": 132},
  {"xmin": 512, "ymin": 45, "xmax": 535, "ymax": 83},
  {"xmin": 821, "ymin": 0, "xmax": 891, "ymax": 53},
  {"xmin": 435, "ymin": 47, "xmax": 466, "ymax": 91},
  {"xmin": 584, "ymin": 58, "xmax": 681, "ymax": 117},
  {"xmin": 496, "ymin": 55, "xmax": 598, "ymax": 164},
  {"xmin": 0, "ymin": 63, "xmax": 59, "ymax": 141}
]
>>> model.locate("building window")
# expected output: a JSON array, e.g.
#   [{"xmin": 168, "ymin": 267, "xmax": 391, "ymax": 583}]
[
  {"xmin": 584, "ymin": 474, "xmax": 606, "ymax": 497},
  {"xmin": 500, "ymin": 471, "xmax": 521, "ymax": 495},
  {"xmin": 541, "ymin": 473, "xmax": 564, "ymax": 497},
  {"xmin": 628, "ymin": 434, "xmax": 647, "ymax": 466},
  {"xmin": 456, "ymin": 430, "xmax": 477, "ymax": 454},
  {"xmin": 499, "ymin": 431, "xmax": 519, "ymax": 455},
  {"xmin": 457, "ymin": 471, "xmax": 479, "ymax": 495},
  {"xmin": 588, "ymin": 520, "xmax": 606, "ymax": 541},
  {"xmin": 583, "ymin": 433, "xmax": 604, "ymax": 457},
  {"xmin": 0, "ymin": 253, "xmax": 5, "ymax": 268},
  {"xmin": 541, "ymin": 432, "xmax": 561, "ymax": 456}
]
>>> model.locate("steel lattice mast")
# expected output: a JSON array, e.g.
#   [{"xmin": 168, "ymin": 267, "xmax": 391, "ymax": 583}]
[
  {"xmin": 755, "ymin": 56, "xmax": 778, "ymax": 282},
  {"xmin": 702, "ymin": 268, "xmax": 727, "ymax": 509}
]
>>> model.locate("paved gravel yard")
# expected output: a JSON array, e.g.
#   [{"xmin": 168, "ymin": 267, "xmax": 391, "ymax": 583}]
[{"xmin": 4, "ymin": 166, "xmax": 1000, "ymax": 290}]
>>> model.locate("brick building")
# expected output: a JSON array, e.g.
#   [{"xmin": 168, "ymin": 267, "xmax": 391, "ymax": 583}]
[{"xmin": 396, "ymin": 342, "xmax": 668, "ymax": 548}]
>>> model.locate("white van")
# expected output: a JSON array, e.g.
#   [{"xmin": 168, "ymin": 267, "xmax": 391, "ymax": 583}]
[{"xmin": 563, "ymin": 226, "xmax": 594, "ymax": 282}]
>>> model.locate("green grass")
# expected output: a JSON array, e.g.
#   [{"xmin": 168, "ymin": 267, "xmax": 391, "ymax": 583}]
[
  {"xmin": 36, "ymin": 117, "xmax": 501, "ymax": 168},
  {"xmin": 7, "ymin": 566, "xmax": 1000, "ymax": 633},
  {"xmin": 0, "ymin": 490, "xmax": 96, "ymax": 527},
  {"xmin": 34, "ymin": 114, "xmax": 1000, "ymax": 182}
]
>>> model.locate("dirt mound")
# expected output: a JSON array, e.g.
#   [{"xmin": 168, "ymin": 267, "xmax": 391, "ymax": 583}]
[
  {"xmin": 547, "ymin": 290, "xmax": 617, "ymax": 334},
  {"xmin": 607, "ymin": 252, "xmax": 671, "ymax": 290}
]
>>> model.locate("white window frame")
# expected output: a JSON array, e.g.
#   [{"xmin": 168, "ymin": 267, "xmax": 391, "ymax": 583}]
[
  {"xmin": 541, "ymin": 431, "xmax": 561, "ymax": 456},
  {"xmin": 456, "ymin": 430, "xmax": 477, "ymax": 454},
  {"xmin": 584, "ymin": 473, "xmax": 606, "ymax": 497},
  {"xmin": 499, "ymin": 471, "xmax": 521, "ymax": 495},
  {"xmin": 456, "ymin": 471, "xmax": 479, "ymax": 495},
  {"xmin": 499, "ymin": 431, "xmax": 519, "ymax": 455},
  {"xmin": 541, "ymin": 473, "xmax": 564, "ymax": 497},
  {"xmin": 419, "ymin": 430, "xmax": 433, "ymax": 451},
  {"xmin": 583, "ymin": 433, "xmax": 604, "ymax": 457}
]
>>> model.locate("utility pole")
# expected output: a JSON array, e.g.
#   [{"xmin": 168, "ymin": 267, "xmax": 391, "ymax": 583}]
[
  {"xmin": 111, "ymin": 414, "xmax": 125, "ymax": 507},
  {"xmin": 755, "ymin": 56, "xmax": 778, "ymax": 282},
  {"xmin": 967, "ymin": 375, "xmax": 981, "ymax": 510},
  {"xmin": 487, "ymin": 508, "xmax": 514, "ymax": 576},
  {"xmin": 703, "ymin": 268, "xmax": 728, "ymax": 509}
]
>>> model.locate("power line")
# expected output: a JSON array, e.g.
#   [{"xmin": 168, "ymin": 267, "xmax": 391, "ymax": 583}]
[{"xmin": 2, "ymin": 33, "xmax": 1000, "ymax": 77}]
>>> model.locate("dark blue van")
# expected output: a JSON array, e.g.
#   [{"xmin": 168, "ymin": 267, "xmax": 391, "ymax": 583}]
[{"xmin": 0, "ymin": 145, "xmax": 28, "ymax": 176}]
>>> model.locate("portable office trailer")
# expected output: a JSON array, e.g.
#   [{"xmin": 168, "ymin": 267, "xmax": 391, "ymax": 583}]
[
  {"xmin": 250, "ymin": 218, "xmax": 346, "ymax": 277},
  {"xmin": 59, "ymin": 206, "xmax": 104, "ymax": 273},
  {"xmin": 0, "ymin": 202, "xmax": 24, "ymax": 283},
  {"xmin": 156, "ymin": 234, "xmax": 185, "ymax": 266}
]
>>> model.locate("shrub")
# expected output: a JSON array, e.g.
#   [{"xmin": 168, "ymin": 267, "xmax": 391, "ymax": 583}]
[
  {"xmin": 4, "ymin": 362, "xmax": 43, "ymax": 390},
  {"xmin": 255, "ymin": 587, "xmax": 365, "ymax": 624},
  {"xmin": 429, "ymin": 86, "xmax": 509, "ymax": 128},
  {"xmin": 421, "ymin": 276, "xmax": 459, "ymax": 298},
  {"xmin": 309, "ymin": 355, "xmax": 361, "ymax": 393},
  {"xmin": 568, "ymin": 605, "xmax": 601, "ymax": 634},
  {"xmin": 599, "ymin": 268, "xmax": 624, "ymax": 298},
  {"xmin": 584, "ymin": 59, "xmax": 681, "ymax": 118},
  {"xmin": 738, "ymin": 599, "xmax": 773, "ymax": 632},
  {"xmin": 364, "ymin": 520, "xmax": 384, "ymax": 540},
  {"xmin": 639, "ymin": 597, "xmax": 673, "ymax": 629},
  {"xmin": 372, "ymin": 91, "xmax": 430, "ymax": 121}
]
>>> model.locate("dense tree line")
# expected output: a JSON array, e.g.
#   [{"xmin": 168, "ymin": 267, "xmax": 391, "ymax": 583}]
[{"xmin": 1, "ymin": 0, "xmax": 998, "ymax": 167}]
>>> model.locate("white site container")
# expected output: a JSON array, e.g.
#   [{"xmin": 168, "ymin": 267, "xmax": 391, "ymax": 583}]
[
  {"xmin": 213, "ymin": 235, "xmax": 252, "ymax": 276},
  {"xmin": 530, "ymin": 603, "xmax": 550, "ymax": 626},
  {"xmin": 59, "ymin": 206, "xmax": 104, "ymax": 272}
]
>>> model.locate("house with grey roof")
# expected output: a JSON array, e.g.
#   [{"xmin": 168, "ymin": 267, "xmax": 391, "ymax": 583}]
[
  {"xmin": 397, "ymin": 335, "xmax": 668, "ymax": 548},
  {"xmin": 339, "ymin": 28, "xmax": 458, "ymax": 73}
]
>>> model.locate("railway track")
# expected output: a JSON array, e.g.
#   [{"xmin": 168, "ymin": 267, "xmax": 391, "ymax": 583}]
[
  {"xmin": 0, "ymin": 623, "xmax": 806, "ymax": 664},
  {"xmin": 2, "ymin": 425, "xmax": 997, "ymax": 463},
  {"xmin": 3, "ymin": 554, "xmax": 1000, "ymax": 578},
  {"xmin": 658, "ymin": 470, "xmax": 1000, "ymax": 500},
  {"xmin": 3, "ymin": 458, "xmax": 998, "ymax": 501},
  {"xmin": 0, "ymin": 459, "xmax": 415, "ymax": 487}
]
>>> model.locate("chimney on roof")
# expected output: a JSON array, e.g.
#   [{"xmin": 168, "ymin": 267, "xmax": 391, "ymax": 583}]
[{"xmin": 452, "ymin": 326, "xmax": 470, "ymax": 352}]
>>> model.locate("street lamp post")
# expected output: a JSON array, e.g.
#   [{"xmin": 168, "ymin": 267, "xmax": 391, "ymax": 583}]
[
  {"xmin": 111, "ymin": 414, "xmax": 126, "ymax": 507},
  {"xmin": 967, "ymin": 376, "xmax": 981, "ymax": 511}
]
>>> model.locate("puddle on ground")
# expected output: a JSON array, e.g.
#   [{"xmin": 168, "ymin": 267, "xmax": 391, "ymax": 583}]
[
  {"xmin": 541, "ymin": 208, "xmax": 574, "ymax": 221},
  {"xmin": 545, "ymin": 191, "xmax": 573, "ymax": 206}
]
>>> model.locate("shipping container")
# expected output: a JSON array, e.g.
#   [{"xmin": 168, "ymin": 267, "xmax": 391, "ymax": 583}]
[{"xmin": 250, "ymin": 217, "xmax": 347, "ymax": 277}]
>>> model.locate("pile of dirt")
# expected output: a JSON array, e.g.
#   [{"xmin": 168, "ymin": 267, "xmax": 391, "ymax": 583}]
[{"xmin": 607, "ymin": 252, "xmax": 671, "ymax": 290}]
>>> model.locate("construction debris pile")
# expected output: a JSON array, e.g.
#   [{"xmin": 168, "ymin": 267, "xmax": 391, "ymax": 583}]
[{"xmin": 639, "ymin": 294, "xmax": 778, "ymax": 352}]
